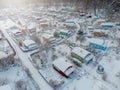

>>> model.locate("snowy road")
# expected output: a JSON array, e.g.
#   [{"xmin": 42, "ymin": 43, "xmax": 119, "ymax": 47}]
[{"xmin": 1, "ymin": 28, "xmax": 53, "ymax": 90}]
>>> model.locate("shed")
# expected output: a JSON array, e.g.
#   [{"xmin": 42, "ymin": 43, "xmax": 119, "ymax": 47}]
[
  {"xmin": 52, "ymin": 58, "xmax": 75, "ymax": 78},
  {"xmin": 71, "ymin": 47, "xmax": 94, "ymax": 64}
]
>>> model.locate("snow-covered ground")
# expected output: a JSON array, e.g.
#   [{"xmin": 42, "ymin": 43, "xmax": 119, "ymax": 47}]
[
  {"xmin": 0, "ymin": 65, "xmax": 38, "ymax": 90},
  {"xmin": 0, "ymin": 5, "xmax": 120, "ymax": 90},
  {"xmin": 0, "ymin": 23, "xmax": 53, "ymax": 90}
]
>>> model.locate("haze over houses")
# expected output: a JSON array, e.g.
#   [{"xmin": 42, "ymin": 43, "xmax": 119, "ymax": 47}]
[{"xmin": 0, "ymin": 1, "xmax": 119, "ymax": 90}]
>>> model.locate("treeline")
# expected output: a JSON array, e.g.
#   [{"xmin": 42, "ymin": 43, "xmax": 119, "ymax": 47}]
[
  {"xmin": 41, "ymin": 0, "xmax": 120, "ymax": 18},
  {"xmin": 0, "ymin": 0, "xmax": 118, "ymax": 10}
]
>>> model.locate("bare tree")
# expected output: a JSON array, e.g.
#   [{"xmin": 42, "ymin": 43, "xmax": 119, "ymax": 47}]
[{"xmin": 15, "ymin": 80, "xmax": 27, "ymax": 90}]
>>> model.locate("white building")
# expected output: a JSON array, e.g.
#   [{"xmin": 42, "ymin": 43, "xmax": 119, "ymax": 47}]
[{"xmin": 22, "ymin": 39, "xmax": 38, "ymax": 51}]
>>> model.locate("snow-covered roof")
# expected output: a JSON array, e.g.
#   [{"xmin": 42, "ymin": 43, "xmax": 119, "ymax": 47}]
[
  {"xmin": 23, "ymin": 40, "xmax": 36, "ymax": 47},
  {"xmin": 0, "ymin": 85, "xmax": 12, "ymax": 90},
  {"xmin": 42, "ymin": 33, "xmax": 53, "ymax": 39},
  {"xmin": 53, "ymin": 58, "xmax": 74, "ymax": 72},
  {"xmin": 60, "ymin": 29, "xmax": 70, "ymax": 33},
  {"xmin": 93, "ymin": 18, "xmax": 105, "ymax": 25},
  {"xmin": 27, "ymin": 22, "xmax": 37, "ymax": 29},
  {"xmin": 101, "ymin": 22, "xmax": 115, "ymax": 26},
  {"xmin": 10, "ymin": 29, "xmax": 21, "ymax": 34},
  {"xmin": 65, "ymin": 23, "xmax": 76, "ymax": 27},
  {"xmin": 88, "ymin": 26, "xmax": 94, "ymax": 30},
  {"xmin": 72, "ymin": 47, "xmax": 90, "ymax": 58},
  {"xmin": 87, "ymin": 38, "xmax": 110, "ymax": 47},
  {"xmin": 65, "ymin": 19, "xmax": 75, "ymax": 23},
  {"xmin": 40, "ymin": 22, "xmax": 49, "ymax": 25},
  {"xmin": 89, "ymin": 38, "xmax": 104, "ymax": 45}
]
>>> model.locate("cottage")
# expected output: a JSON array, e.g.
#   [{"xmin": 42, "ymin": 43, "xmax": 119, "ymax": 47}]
[
  {"xmin": 71, "ymin": 47, "xmax": 94, "ymax": 64},
  {"xmin": 52, "ymin": 58, "xmax": 75, "ymax": 78}
]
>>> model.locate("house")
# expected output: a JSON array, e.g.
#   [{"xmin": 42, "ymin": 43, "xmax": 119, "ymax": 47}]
[
  {"xmin": 27, "ymin": 22, "xmax": 37, "ymax": 29},
  {"xmin": 115, "ymin": 22, "xmax": 120, "ymax": 26},
  {"xmin": 65, "ymin": 20, "xmax": 75, "ymax": 23},
  {"xmin": 22, "ymin": 39, "xmax": 38, "ymax": 51},
  {"xmin": 101, "ymin": 22, "xmax": 114, "ymax": 29},
  {"xmin": 71, "ymin": 47, "xmax": 94, "ymax": 64},
  {"xmin": 10, "ymin": 29, "xmax": 22, "ymax": 37},
  {"xmin": 59, "ymin": 29, "xmax": 72, "ymax": 37},
  {"xmin": 65, "ymin": 20, "xmax": 75, "ymax": 25},
  {"xmin": 39, "ymin": 33, "xmax": 53, "ymax": 44},
  {"xmin": 28, "ymin": 28, "xmax": 36, "ymax": 36},
  {"xmin": 64, "ymin": 23, "xmax": 76, "ymax": 29},
  {"xmin": 0, "ymin": 85, "xmax": 12, "ymax": 90},
  {"xmin": 10, "ymin": 29, "xmax": 24, "ymax": 43},
  {"xmin": 88, "ymin": 38, "xmax": 110, "ymax": 51},
  {"xmin": 64, "ymin": 20, "xmax": 76, "ymax": 29},
  {"xmin": 52, "ymin": 58, "xmax": 75, "ymax": 78},
  {"xmin": 40, "ymin": 23, "xmax": 49, "ymax": 28},
  {"xmin": 93, "ymin": 18, "xmax": 105, "ymax": 26}
]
